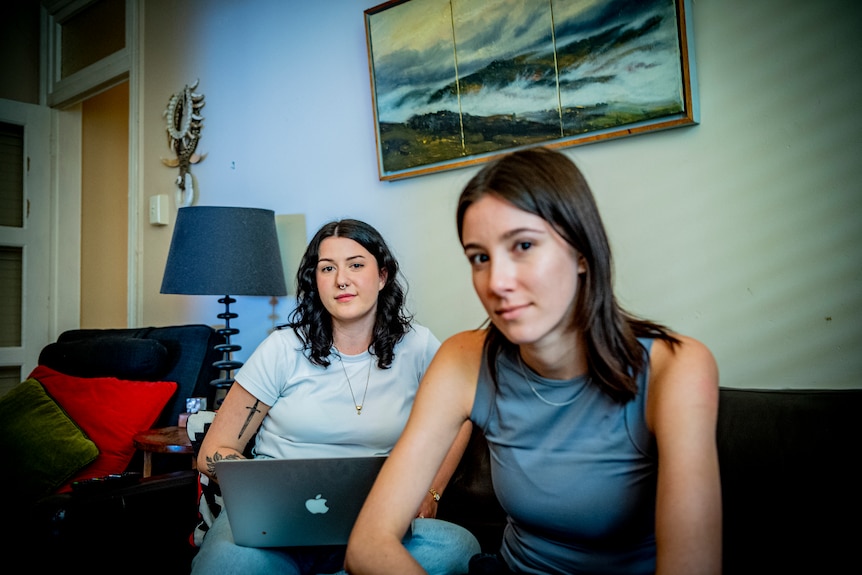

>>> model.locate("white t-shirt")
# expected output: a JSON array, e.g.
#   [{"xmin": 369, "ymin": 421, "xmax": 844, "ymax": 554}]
[{"xmin": 234, "ymin": 324, "xmax": 440, "ymax": 460}]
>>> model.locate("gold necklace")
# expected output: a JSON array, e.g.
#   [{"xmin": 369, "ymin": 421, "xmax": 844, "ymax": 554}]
[{"xmin": 337, "ymin": 354, "xmax": 372, "ymax": 415}]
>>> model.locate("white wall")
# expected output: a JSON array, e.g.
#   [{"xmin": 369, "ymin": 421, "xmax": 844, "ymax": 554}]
[{"xmin": 140, "ymin": 0, "xmax": 862, "ymax": 390}]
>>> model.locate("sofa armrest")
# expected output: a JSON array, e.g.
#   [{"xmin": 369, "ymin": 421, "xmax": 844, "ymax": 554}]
[{"xmin": 718, "ymin": 388, "xmax": 862, "ymax": 574}]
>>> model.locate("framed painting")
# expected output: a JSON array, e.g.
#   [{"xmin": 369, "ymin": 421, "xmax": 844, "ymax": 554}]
[{"xmin": 364, "ymin": 0, "xmax": 698, "ymax": 181}]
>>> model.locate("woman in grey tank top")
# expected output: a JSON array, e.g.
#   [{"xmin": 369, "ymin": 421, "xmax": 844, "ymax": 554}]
[{"xmin": 347, "ymin": 148, "xmax": 721, "ymax": 575}]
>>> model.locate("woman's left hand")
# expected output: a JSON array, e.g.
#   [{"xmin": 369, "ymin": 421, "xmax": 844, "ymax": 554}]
[{"xmin": 416, "ymin": 492, "xmax": 438, "ymax": 519}]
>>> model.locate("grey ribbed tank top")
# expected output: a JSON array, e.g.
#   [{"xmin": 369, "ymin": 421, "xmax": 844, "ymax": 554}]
[{"xmin": 471, "ymin": 338, "xmax": 658, "ymax": 574}]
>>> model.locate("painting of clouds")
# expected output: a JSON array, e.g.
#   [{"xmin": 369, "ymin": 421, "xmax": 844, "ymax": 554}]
[{"xmin": 365, "ymin": 0, "xmax": 697, "ymax": 180}]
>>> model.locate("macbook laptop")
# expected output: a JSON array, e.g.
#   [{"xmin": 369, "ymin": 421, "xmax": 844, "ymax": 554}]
[{"xmin": 214, "ymin": 455, "xmax": 387, "ymax": 548}]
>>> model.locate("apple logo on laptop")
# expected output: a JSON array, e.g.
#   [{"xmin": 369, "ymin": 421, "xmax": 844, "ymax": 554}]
[{"xmin": 305, "ymin": 494, "xmax": 329, "ymax": 514}]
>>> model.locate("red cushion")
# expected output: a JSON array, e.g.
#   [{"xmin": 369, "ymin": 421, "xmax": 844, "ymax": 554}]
[{"xmin": 29, "ymin": 365, "xmax": 177, "ymax": 491}]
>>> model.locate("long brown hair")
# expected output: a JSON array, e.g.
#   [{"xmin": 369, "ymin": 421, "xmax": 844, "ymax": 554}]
[{"xmin": 457, "ymin": 147, "xmax": 677, "ymax": 402}]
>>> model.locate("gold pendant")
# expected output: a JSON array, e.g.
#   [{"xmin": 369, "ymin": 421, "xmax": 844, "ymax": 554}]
[{"xmin": 356, "ymin": 405, "xmax": 363, "ymax": 415}]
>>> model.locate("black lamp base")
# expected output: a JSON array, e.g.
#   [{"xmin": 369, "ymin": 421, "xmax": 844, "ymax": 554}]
[{"xmin": 212, "ymin": 295, "xmax": 242, "ymax": 407}]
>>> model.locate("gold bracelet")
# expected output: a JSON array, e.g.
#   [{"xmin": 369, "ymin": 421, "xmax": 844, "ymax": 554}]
[{"xmin": 428, "ymin": 488, "xmax": 441, "ymax": 502}]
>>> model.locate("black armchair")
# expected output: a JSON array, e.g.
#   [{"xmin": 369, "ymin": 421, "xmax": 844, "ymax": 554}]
[{"xmin": 7, "ymin": 325, "xmax": 224, "ymax": 573}]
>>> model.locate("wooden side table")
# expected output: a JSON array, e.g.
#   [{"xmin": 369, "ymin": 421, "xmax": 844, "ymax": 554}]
[{"xmin": 133, "ymin": 426, "xmax": 195, "ymax": 477}]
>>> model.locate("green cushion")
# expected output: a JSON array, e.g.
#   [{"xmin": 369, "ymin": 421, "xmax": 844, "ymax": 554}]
[{"xmin": 0, "ymin": 378, "xmax": 99, "ymax": 505}]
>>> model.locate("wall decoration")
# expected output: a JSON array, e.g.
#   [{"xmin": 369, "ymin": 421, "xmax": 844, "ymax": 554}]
[
  {"xmin": 162, "ymin": 80, "xmax": 206, "ymax": 206},
  {"xmin": 364, "ymin": 0, "xmax": 698, "ymax": 180}
]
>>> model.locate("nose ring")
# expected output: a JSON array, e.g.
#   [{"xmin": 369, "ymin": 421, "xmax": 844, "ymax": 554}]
[{"xmin": 338, "ymin": 283, "xmax": 347, "ymax": 290}]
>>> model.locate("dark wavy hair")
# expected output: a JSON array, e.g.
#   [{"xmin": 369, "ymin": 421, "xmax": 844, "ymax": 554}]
[
  {"xmin": 283, "ymin": 219, "xmax": 412, "ymax": 369},
  {"xmin": 457, "ymin": 147, "xmax": 678, "ymax": 403}
]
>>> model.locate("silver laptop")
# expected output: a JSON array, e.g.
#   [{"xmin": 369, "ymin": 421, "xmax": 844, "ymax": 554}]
[{"xmin": 214, "ymin": 456, "xmax": 387, "ymax": 548}]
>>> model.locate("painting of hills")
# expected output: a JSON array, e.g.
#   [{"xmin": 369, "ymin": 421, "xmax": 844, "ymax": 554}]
[{"xmin": 365, "ymin": 0, "xmax": 696, "ymax": 179}]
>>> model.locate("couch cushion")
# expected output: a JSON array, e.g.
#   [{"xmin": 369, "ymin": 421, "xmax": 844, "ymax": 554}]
[
  {"xmin": 29, "ymin": 365, "xmax": 177, "ymax": 490},
  {"xmin": 54, "ymin": 325, "xmax": 223, "ymax": 428},
  {"xmin": 39, "ymin": 336, "xmax": 170, "ymax": 380},
  {"xmin": 0, "ymin": 378, "xmax": 99, "ymax": 504},
  {"xmin": 717, "ymin": 387, "xmax": 862, "ymax": 574}
]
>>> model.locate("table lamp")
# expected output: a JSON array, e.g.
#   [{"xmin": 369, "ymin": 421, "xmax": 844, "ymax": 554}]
[{"xmin": 160, "ymin": 206, "xmax": 287, "ymax": 396}]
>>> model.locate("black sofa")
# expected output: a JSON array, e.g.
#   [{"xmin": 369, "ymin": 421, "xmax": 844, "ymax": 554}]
[
  {"xmin": 11, "ymin": 325, "xmax": 860, "ymax": 574},
  {"xmin": 438, "ymin": 387, "xmax": 862, "ymax": 575},
  {"xmin": 9, "ymin": 325, "xmax": 223, "ymax": 574}
]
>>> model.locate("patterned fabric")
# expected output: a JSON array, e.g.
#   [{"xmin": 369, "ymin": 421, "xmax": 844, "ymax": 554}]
[
  {"xmin": 192, "ymin": 473, "xmax": 223, "ymax": 547},
  {"xmin": 187, "ymin": 411, "xmax": 222, "ymax": 547}
]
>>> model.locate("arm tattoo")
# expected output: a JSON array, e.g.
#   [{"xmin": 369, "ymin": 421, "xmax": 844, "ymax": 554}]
[
  {"xmin": 205, "ymin": 451, "xmax": 243, "ymax": 478},
  {"xmin": 239, "ymin": 399, "xmax": 262, "ymax": 440}
]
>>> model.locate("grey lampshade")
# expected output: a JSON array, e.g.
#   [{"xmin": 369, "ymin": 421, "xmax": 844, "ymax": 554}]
[{"xmin": 160, "ymin": 206, "xmax": 288, "ymax": 296}]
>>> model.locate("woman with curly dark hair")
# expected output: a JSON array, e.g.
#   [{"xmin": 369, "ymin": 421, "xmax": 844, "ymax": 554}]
[
  {"xmin": 289, "ymin": 219, "xmax": 413, "ymax": 371},
  {"xmin": 193, "ymin": 219, "xmax": 478, "ymax": 575}
]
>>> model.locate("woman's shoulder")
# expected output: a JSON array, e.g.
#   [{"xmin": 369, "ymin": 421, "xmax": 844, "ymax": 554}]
[
  {"xmin": 269, "ymin": 325, "xmax": 303, "ymax": 346},
  {"xmin": 647, "ymin": 334, "xmax": 719, "ymax": 408},
  {"xmin": 437, "ymin": 328, "xmax": 487, "ymax": 362},
  {"xmin": 246, "ymin": 326, "xmax": 308, "ymax": 365},
  {"xmin": 649, "ymin": 333, "xmax": 716, "ymax": 374},
  {"xmin": 399, "ymin": 322, "xmax": 438, "ymax": 348},
  {"xmin": 419, "ymin": 329, "xmax": 486, "ymax": 398},
  {"xmin": 406, "ymin": 321, "xmax": 433, "ymax": 339},
  {"xmin": 646, "ymin": 333, "xmax": 719, "ymax": 440},
  {"xmin": 244, "ymin": 326, "xmax": 305, "ymax": 366},
  {"xmin": 444, "ymin": 327, "xmax": 486, "ymax": 344}
]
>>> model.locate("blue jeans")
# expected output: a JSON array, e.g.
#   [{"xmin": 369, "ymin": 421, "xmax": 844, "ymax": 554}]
[{"xmin": 191, "ymin": 511, "xmax": 480, "ymax": 574}]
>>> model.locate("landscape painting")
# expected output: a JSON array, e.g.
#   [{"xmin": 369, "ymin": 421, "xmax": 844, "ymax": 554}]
[{"xmin": 364, "ymin": 0, "xmax": 697, "ymax": 180}]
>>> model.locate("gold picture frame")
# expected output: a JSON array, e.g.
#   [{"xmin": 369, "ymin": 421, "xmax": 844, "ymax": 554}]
[{"xmin": 364, "ymin": 0, "xmax": 698, "ymax": 180}]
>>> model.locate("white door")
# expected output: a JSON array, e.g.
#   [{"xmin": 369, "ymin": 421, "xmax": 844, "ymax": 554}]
[{"xmin": 0, "ymin": 98, "xmax": 51, "ymax": 395}]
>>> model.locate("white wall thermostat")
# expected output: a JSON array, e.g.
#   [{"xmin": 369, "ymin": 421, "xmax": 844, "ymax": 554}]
[{"xmin": 149, "ymin": 194, "xmax": 170, "ymax": 226}]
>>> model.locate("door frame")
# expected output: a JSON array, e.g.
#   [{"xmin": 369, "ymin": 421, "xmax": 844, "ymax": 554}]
[
  {"xmin": 47, "ymin": 0, "xmax": 142, "ymax": 338},
  {"xmin": 0, "ymin": 99, "xmax": 52, "ymax": 381}
]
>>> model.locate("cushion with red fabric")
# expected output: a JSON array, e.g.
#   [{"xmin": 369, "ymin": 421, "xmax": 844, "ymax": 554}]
[{"xmin": 28, "ymin": 365, "xmax": 177, "ymax": 491}]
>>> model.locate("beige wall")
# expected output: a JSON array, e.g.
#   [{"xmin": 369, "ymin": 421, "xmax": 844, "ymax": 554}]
[
  {"xmin": 136, "ymin": 0, "xmax": 861, "ymax": 390},
  {"xmin": 81, "ymin": 82, "xmax": 129, "ymax": 328}
]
